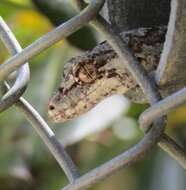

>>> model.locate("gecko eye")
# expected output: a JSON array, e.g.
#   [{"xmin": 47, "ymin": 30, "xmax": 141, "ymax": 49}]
[{"xmin": 76, "ymin": 63, "xmax": 97, "ymax": 83}]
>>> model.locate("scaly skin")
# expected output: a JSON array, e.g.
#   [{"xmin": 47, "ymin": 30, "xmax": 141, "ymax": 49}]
[{"xmin": 48, "ymin": 26, "xmax": 166, "ymax": 122}]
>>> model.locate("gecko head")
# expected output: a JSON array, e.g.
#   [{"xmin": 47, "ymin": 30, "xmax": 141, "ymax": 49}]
[
  {"xmin": 48, "ymin": 56, "xmax": 97, "ymax": 123},
  {"xmin": 48, "ymin": 27, "xmax": 166, "ymax": 123},
  {"xmin": 47, "ymin": 48, "xmax": 118, "ymax": 123}
]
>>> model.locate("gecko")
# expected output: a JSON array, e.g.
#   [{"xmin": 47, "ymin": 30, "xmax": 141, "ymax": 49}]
[{"xmin": 48, "ymin": 26, "xmax": 166, "ymax": 123}]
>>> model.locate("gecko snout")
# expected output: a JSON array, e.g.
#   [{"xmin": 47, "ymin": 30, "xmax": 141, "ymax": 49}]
[
  {"xmin": 48, "ymin": 101, "xmax": 70, "ymax": 123},
  {"xmin": 48, "ymin": 103, "xmax": 58, "ymax": 120}
]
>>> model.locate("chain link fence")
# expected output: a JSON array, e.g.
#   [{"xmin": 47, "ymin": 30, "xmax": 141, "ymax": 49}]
[{"xmin": 0, "ymin": 0, "xmax": 186, "ymax": 189}]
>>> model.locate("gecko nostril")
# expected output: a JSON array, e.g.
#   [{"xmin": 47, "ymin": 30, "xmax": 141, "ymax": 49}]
[
  {"xmin": 58, "ymin": 87, "xmax": 64, "ymax": 93},
  {"xmin": 49, "ymin": 105, "xmax": 55, "ymax": 110}
]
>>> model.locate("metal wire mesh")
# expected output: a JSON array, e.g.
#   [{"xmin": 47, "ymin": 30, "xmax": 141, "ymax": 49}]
[{"xmin": 0, "ymin": 0, "xmax": 186, "ymax": 189}]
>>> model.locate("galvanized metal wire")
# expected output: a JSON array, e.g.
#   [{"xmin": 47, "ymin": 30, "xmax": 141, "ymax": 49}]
[
  {"xmin": 0, "ymin": 0, "xmax": 186, "ymax": 190},
  {"xmin": 0, "ymin": 17, "xmax": 30, "ymax": 112},
  {"xmin": 0, "ymin": 0, "xmax": 105, "ymax": 81},
  {"xmin": 0, "ymin": 18, "xmax": 79, "ymax": 183}
]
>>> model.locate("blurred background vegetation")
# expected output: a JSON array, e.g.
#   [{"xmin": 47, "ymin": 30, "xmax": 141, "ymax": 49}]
[{"xmin": 0, "ymin": 0, "xmax": 186, "ymax": 190}]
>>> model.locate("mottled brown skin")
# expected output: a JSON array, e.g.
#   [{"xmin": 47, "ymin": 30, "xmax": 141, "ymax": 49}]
[{"xmin": 48, "ymin": 26, "xmax": 166, "ymax": 123}]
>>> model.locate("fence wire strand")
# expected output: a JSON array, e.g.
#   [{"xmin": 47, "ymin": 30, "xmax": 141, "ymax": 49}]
[
  {"xmin": 139, "ymin": 87, "xmax": 186, "ymax": 129},
  {"xmin": 0, "ymin": 0, "xmax": 186, "ymax": 190},
  {"xmin": 0, "ymin": 0, "xmax": 105, "ymax": 81},
  {"xmin": 0, "ymin": 17, "xmax": 30, "ymax": 112},
  {"xmin": 74, "ymin": 0, "xmax": 186, "ymax": 172},
  {"xmin": 0, "ymin": 17, "xmax": 79, "ymax": 183},
  {"xmin": 16, "ymin": 96, "xmax": 80, "ymax": 182}
]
